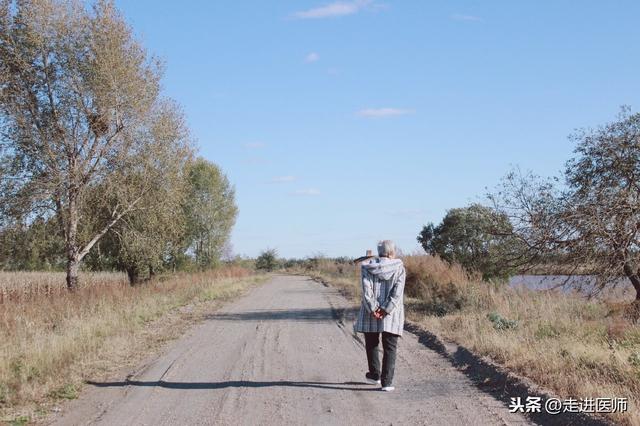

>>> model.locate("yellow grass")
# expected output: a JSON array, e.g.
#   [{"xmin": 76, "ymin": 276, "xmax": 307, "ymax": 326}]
[
  {"xmin": 301, "ymin": 255, "xmax": 640, "ymax": 425},
  {"xmin": 0, "ymin": 271, "xmax": 129, "ymax": 303},
  {"xmin": 0, "ymin": 267, "xmax": 265, "ymax": 423}
]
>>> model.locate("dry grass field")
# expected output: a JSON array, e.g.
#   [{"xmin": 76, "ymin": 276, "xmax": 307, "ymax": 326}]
[
  {"xmin": 0, "ymin": 267, "xmax": 265, "ymax": 423},
  {"xmin": 300, "ymin": 256, "xmax": 640, "ymax": 426},
  {"xmin": 0, "ymin": 271, "xmax": 129, "ymax": 303}
]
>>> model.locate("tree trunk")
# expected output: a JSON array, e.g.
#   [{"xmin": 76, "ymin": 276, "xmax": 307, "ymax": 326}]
[
  {"xmin": 623, "ymin": 262, "xmax": 640, "ymax": 301},
  {"xmin": 127, "ymin": 266, "xmax": 140, "ymax": 285},
  {"xmin": 66, "ymin": 255, "xmax": 79, "ymax": 290},
  {"xmin": 65, "ymin": 192, "xmax": 80, "ymax": 290}
]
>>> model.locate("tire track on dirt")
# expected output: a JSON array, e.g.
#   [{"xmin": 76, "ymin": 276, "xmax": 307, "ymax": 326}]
[{"xmin": 50, "ymin": 275, "xmax": 534, "ymax": 426}]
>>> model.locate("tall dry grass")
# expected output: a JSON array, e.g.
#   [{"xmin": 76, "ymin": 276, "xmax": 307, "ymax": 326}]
[
  {"xmin": 416, "ymin": 284, "xmax": 640, "ymax": 425},
  {"xmin": 0, "ymin": 271, "xmax": 128, "ymax": 303},
  {"xmin": 0, "ymin": 267, "xmax": 261, "ymax": 421},
  {"xmin": 303, "ymin": 255, "xmax": 640, "ymax": 425}
]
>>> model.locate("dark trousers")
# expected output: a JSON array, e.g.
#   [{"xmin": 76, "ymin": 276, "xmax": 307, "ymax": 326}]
[{"xmin": 364, "ymin": 332, "xmax": 399, "ymax": 387}]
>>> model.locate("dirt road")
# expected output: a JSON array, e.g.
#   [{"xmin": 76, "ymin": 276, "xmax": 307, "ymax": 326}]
[{"xmin": 51, "ymin": 275, "xmax": 532, "ymax": 426}]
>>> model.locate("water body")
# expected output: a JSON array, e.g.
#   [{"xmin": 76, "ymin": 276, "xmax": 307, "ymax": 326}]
[{"xmin": 509, "ymin": 275, "xmax": 635, "ymax": 300}]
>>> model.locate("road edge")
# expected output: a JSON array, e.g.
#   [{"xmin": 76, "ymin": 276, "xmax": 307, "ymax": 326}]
[
  {"xmin": 41, "ymin": 274, "xmax": 271, "ymax": 425},
  {"xmin": 307, "ymin": 274, "xmax": 615, "ymax": 426}
]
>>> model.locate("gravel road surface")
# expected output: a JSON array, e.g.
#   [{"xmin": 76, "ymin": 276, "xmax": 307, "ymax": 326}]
[{"xmin": 51, "ymin": 275, "xmax": 532, "ymax": 426}]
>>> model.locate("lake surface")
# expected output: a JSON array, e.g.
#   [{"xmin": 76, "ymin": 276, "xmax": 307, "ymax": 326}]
[{"xmin": 508, "ymin": 275, "xmax": 635, "ymax": 300}]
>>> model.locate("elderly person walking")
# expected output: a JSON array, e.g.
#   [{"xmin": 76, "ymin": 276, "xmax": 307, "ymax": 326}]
[{"xmin": 354, "ymin": 240, "xmax": 406, "ymax": 391}]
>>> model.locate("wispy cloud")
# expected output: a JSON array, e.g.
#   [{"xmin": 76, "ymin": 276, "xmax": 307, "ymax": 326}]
[
  {"xmin": 244, "ymin": 142, "xmax": 265, "ymax": 149},
  {"xmin": 271, "ymin": 175, "xmax": 297, "ymax": 183},
  {"xmin": 357, "ymin": 108, "xmax": 414, "ymax": 118},
  {"xmin": 451, "ymin": 14, "xmax": 483, "ymax": 22},
  {"xmin": 305, "ymin": 52, "xmax": 320, "ymax": 63},
  {"xmin": 292, "ymin": 188, "xmax": 321, "ymax": 196},
  {"xmin": 290, "ymin": 0, "xmax": 376, "ymax": 19}
]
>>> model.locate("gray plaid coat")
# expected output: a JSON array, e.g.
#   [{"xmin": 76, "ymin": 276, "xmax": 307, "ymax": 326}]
[{"xmin": 354, "ymin": 257, "xmax": 406, "ymax": 336}]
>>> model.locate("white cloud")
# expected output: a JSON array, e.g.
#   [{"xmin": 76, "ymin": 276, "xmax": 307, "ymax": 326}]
[
  {"xmin": 244, "ymin": 142, "xmax": 265, "ymax": 149},
  {"xmin": 290, "ymin": 0, "xmax": 375, "ymax": 19},
  {"xmin": 305, "ymin": 52, "xmax": 320, "ymax": 63},
  {"xmin": 451, "ymin": 14, "xmax": 483, "ymax": 22},
  {"xmin": 356, "ymin": 108, "xmax": 414, "ymax": 118},
  {"xmin": 292, "ymin": 188, "xmax": 321, "ymax": 196},
  {"xmin": 272, "ymin": 175, "xmax": 297, "ymax": 183}
]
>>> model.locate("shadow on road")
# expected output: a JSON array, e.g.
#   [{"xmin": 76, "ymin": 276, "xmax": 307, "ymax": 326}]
[
  {"xmin": 404, "ymin": 323, "xmax": 613, "ymax": 426},
  {"xmin": 207, "ymin": 307, "xmax": 356, "ymax": 322},
  {"xmin": 86, "ymin": 380, "xmax": 378, "ymax": 392}
]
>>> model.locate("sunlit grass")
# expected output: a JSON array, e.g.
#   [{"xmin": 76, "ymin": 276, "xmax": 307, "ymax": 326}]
[
  {"xmin": 300, "ymin": 255, "xmax": 640, "ymax": 425},
  {"xmin": 0, "ymin": 267, "xmax": 263, "ymax": 421}
]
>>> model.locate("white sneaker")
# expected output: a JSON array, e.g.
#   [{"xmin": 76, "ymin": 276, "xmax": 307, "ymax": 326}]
[
  {"xmin": 365, "ymin": 372, "xmax": 381, "ymax": 385},
  {"xmin": 381, "ymin": 386, "xmax": 395, "ymax": 392}
]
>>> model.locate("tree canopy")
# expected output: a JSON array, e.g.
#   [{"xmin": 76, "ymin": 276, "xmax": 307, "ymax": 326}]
[
  {"xmin": 417, "ymin": 204, "xmax": 517, "ymax": 280},
  {"xmin": 0, "ymin": 0, "xmax": 237, "ymax": 286},
  {"xmin": 490, "ymin": 108, "xmax": 640, "ymax": 300},
  {"xmin": 185, "ymin": 158, "xmax": 238, "ymax": 269}
]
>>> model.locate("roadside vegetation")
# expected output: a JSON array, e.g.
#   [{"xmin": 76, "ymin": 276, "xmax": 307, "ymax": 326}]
[
  {"xmin": 275, "ymin": 109, "xmax": 640, "ymax": 425},
  {"xmin": 284, "ymin": 255, "xmax": 639, "ymax": 425},
  {"xmin": 0, "ymin": 267, "xmax": 265, "ymax": 423},
  {"xmin": 0, "ymin": 1, "xmax": 255, "ymax": 423},
  {"xmin": 0, "ymin": 0, "xmax": 237, "ymax": 288}
]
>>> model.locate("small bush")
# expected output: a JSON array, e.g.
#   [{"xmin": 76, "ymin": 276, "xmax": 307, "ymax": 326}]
[
  {"xmin": 49, "ymin": 383, "xmax": 78, "ymax": 400},
  {"xmin": 0, "ymin": 382, "xmax": 9, "ymax": 404},
  {"xmin": 624, "ymin": 300, "xmax": 640, "ymax": 324},
  {"xmin": 255, "ymin": 249, "xmax": 279, "ymax": 271},
  {"xmin": 534, "ymin": 323, "xmax": 561, "ymax": 339},
  {"xmin": 403, "ymin": 255, "xmax": 477, "ymax": 297},
  {"xmin": 403, "ymin": 255, "xmax": 478, "ymax": 315},
  {"xmin": 487, "ymin": 312, "xmax": 518, "ymax": 330},
  {"xmin": 9, "ymin": 415, "xmax": 30, "ymax": 426}
]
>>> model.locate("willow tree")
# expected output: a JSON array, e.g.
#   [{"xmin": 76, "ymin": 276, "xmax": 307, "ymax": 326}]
[{"xmin": 0, "ymin": 0, "xmax": 180, "ymax": 289}]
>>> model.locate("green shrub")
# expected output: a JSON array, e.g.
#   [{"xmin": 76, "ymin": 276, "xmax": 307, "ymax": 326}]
[
  {"xmin": 487, "ymin": 312, "xmax": 518, "ymax": 330},
  {"xmin": 255, "ymin": 249, "xmax": 279, "ymax": 272},
  {"xmin": 9, "ymin": 416, "xmax": 30, "ymax": 426},
  {"xmin": 534, "ymin": 323, "xmax": 561, "ymax": 339},
  {"xmin": 48, "ymin": 383, "xmax": 78, "ymax": 400}
]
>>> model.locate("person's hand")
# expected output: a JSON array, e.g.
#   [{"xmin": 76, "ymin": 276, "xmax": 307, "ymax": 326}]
[{"xmin": 373, "ymin": 308, "xmax": 386, "ymax": 319}]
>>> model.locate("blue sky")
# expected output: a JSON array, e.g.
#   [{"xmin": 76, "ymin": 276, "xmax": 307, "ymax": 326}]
[{"xmin": 116, "ymin": 0, "xmax": 640, "ymax": 258}]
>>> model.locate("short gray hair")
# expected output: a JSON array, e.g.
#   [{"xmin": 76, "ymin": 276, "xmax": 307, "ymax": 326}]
[{"xmin": 377, "ymin": 240, "xmax": 396, "ymax": 257}]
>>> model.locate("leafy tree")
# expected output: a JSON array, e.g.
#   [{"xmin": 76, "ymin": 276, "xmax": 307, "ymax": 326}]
[
  {"xmin": 0, "ymin": 0, "xmax": 183, "ymax": 289},
  {"xmin": 0, "ymin": 216, "xmax": 64, "ymax": 270},
  {"xmin": 417, "ymin": 204, "xmax": 517, "ymax": 280},
  {"xmin": 184, "ymin": 158, "xmax": 238, "ymax": 269},
  {"xmin": 85, "ymin": 102, "xmax": 193, "ymax": 283},
  {"xmin": 256, "ymin": 249, "xmax": 279, "ymax": 272},
  {"xmin": 489, "ymin": 108, "xmax": 640, "ymax": 300}
]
